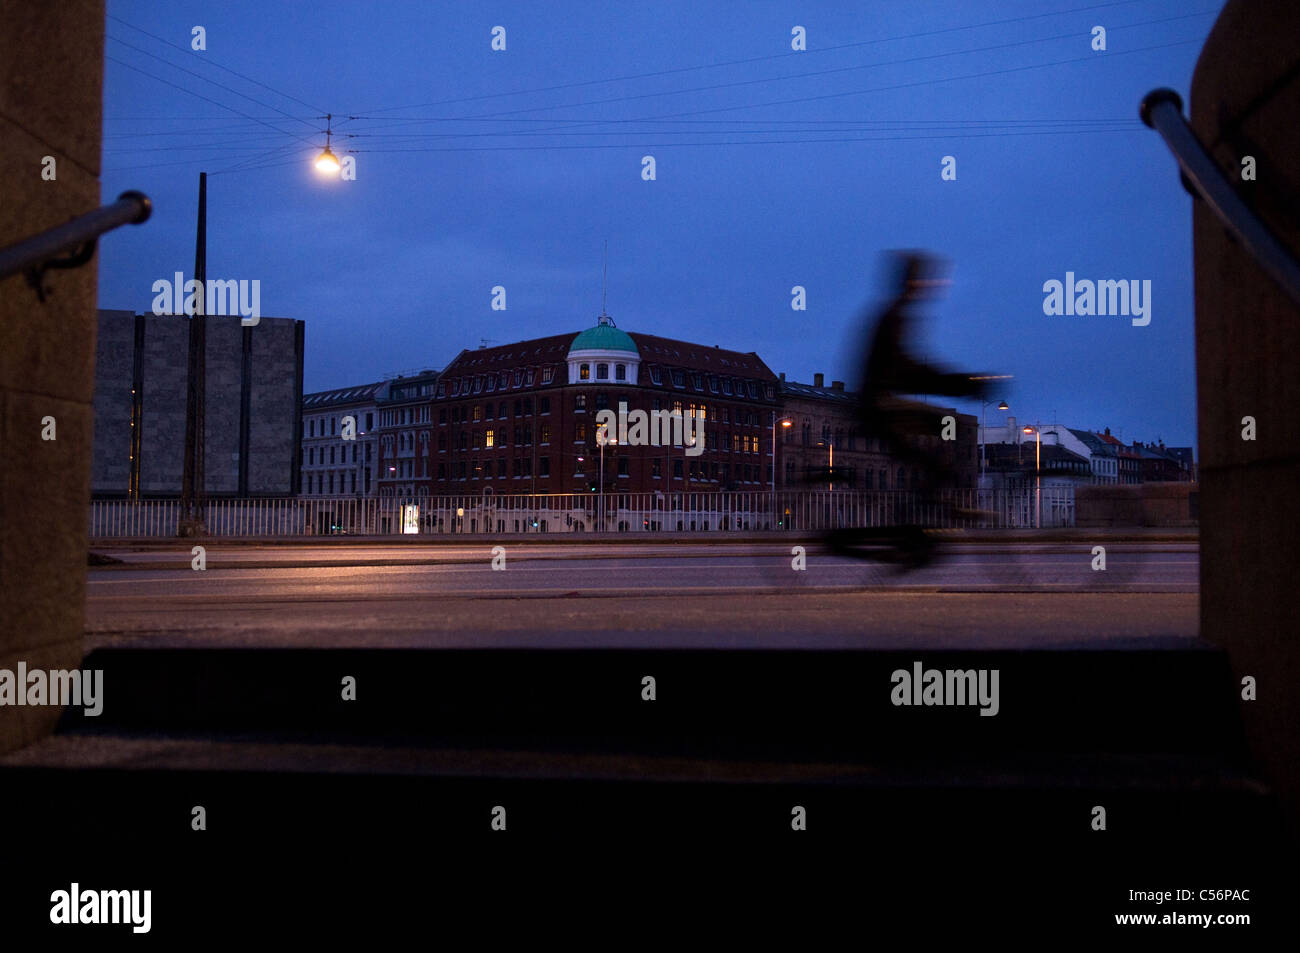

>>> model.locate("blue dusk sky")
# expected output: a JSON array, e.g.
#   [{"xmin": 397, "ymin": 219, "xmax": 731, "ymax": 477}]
[{"xmin": 99, "ymin": 0, "xmax": 1225, "ymax": 449}]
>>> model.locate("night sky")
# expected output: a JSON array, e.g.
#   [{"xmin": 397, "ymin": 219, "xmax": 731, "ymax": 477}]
[{"xmin": 99, "ymin": 0, "xmax": 1223, "ymax": 449}]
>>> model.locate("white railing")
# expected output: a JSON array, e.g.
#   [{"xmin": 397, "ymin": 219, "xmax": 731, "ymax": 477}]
[{"xmin": 89, "ymin": 487, "xmax": 1075, "ymax": 537}]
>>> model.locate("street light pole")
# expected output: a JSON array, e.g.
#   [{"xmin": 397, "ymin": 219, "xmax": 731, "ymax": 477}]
[
  {"xmin": 1023, "ymin": 424, "xmax": 1041, "ymax": 528},
  {"xmin": 770, "ymin": 412, "xmax": 792, "ymax": 529},
  {"xmin": 979, "ymin": 398, "xmax": 1009, "ymax": 484}
]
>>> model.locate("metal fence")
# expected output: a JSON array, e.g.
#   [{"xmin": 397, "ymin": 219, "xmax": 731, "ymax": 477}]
[{"xmin": 89, "ymin": 487, "xmax": 1074, "ymax": 538}]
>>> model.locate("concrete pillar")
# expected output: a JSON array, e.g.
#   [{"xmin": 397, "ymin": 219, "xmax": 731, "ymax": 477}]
[
  {"xmin": 0, "ymin": 1, "xmax": 105, "ymax": 752},
  {"xmin": 1191, "ymin": 0, "xmax": 1300, "ymax": 831}
]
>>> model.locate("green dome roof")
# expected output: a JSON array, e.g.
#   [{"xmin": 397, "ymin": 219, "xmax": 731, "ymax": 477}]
[{"xmin": 569, "ymin": 322, "xmax": 638, "ymax": 355}]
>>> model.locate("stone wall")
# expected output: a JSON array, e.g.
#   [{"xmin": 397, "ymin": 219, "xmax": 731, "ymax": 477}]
[
  {"xmin": 0, "ymin": 0, "xmax": 105, "ymax": 753},
  {"xmin": 1191, "ymin": 0, "xmax": 1300, "ymax": 833}
]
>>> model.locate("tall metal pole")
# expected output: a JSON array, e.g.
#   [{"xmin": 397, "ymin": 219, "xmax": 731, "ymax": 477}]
[
  {"xmin": 770, "ymin": 411, "xmax": 776, "ymax": 530},
  {"xmin": 181, "ymin": 171, "xmax": 207, "ymax": 531},
  {"xmin": 1035, "ymin": 428, "xmax": 1041, "ymax": 529}
]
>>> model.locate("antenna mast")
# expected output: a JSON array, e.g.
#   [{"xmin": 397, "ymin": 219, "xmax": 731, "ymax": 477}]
[{"xmin": 599, "ymin": 239, "xmax": 612, "ymax": 325}]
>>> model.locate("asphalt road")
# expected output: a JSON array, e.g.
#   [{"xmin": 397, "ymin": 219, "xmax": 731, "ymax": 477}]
[{"xmin": 85, "ymin": 541, "xmax": 1199, "ymax": 649}]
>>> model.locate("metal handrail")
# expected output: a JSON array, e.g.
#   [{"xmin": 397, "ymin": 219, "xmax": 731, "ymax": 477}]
[
  {"xmin": 1140, "ymin": 88, "xmax": 1300, "ymax": 307},
  {"xmin": 0, "ymin": 190, "xmax": 152, "ymax": 282}
]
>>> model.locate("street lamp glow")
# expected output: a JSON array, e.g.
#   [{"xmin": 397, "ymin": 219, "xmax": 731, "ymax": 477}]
[{"xmin": 315, "ymin": 147, "xmax": 340, "ymax": 174}]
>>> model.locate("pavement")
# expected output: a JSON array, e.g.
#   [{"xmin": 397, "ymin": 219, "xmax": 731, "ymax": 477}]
[{"xmin": 82, "ymin": 539, "xmax": 1199, "ymax": 649}]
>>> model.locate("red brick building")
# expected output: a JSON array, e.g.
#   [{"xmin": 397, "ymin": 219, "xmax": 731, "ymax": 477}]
[{"xmin": 426, "ymin": 315, "xmax": 781, "ymax": 498}]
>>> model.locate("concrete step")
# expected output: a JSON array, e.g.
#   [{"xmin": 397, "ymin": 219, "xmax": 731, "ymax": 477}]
[{"xmin": 45, "ymin": 645, "xmax": 1251, "ymax": 763}]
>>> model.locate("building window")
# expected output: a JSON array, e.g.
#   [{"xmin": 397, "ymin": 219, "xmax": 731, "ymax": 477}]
[
  {"xmin": 618, "ymin": 457, "xmax": 629, "ymax": 476},
  {"xmin": 652, "ymin": 459, "xmax": 662, "ymax": 478},
  {"xmin": 649, "ymin": 366, "xmax": 663, "ymax": 385},
  {"xmin": 539, "ymin": 457, "xmax": 550, "ymax": 477},
  {"xmin": 485, "ymin": 374, "xmax": 495, "ymax": 392},
  {"xmin": 540, "ymin": 425, "xmax": 551, "ymax": 444},
  {"xmin": 595, "ymin": 392, "xmax": 609, "ymax": 411},
  {"xmin": 721, "ymin": 379, "xmax": 733, "ymax": 395},
  {"xmin": 472, "ymin": 405, "xmax": 482, "ymax": 422},
  {"xmin": 541, "ymin": 367, "xmax": 554, "ymax": 384},
  {"xmin": 330, "ymin": 447, "xmax": 336, "ymax": 464},
  {"xmin": 439, "ymin": 408, "xmax": 447, "ymax": 425},
  {"xmin": 574, "ymin": 394, "xmax": 586, "ymax": 412},
  {"xmin": 523, "ymin": 398, "xmax": 532, "ymax": 415},
  {"xmin": 513, "ymin": 370, "xmax": 523, "ymax": 387},
  {"xmin": 597, "ymin": 363, "xmax": 609, "ymax": 380},
  {"xmin": 539, "ymin": 397, "xmax": 550, "ymax": 415},
  {"xmin": 580, "ymin": 363, "xmax": 590, "ymax": 380},
  {"xmin": 671, "ymin": 369, "xmax": 685, "ymax": 387},
  {"xmin": 615, "ymin": 364, "xmax": 626, "ymax": 381},
  {"xmin": 692, "ymin": 372, "xmax": 703, "ymax": 390},
  {"xmin": 525, "ymin": 368, "xmax": 535, "ymax": 386},
  {"xmin": 576, "ymin": 423, "xmax": 587, "ymax": 442},
  {"xmin": 708, "ymin": 375, "xmax": 718, "ymax": 393},
  {"xmin": 485, "ymin": 429, "xmax": 495, "ymax": 448},
  {"xmin": 673, "ymin": 459, "xmax": 683, "ymax": 479}
]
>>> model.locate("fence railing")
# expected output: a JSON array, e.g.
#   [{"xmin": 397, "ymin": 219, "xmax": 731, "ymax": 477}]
[{"xmin": 89, "ymin": 487, "xmax": 1075, "ymax": 538}]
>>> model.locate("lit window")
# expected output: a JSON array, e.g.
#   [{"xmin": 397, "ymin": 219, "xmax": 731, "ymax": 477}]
[
  {"xmin": 485, "ymin": 429, "xmax": 495, "ymax": 448},
  {"xmin": 580, "ymin": 363, "xmax": 590, "ymax": 380}
]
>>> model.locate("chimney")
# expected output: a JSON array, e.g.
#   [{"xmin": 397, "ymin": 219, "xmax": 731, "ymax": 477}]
[
  {"xmin": 1007, "ymin": 415, "xmax": 1016, "ymax": 442},
  {"xmin": 779, "ymin": 372, "xmax": 785, "ymax": 382},
  {"xmin": 831, "ymin": 380, "xmax": 844, "ymax": 391},
  {"xmin": 813, "ymin": 372, "xmax": 824, "ymax": 388},
  {"xmin": 1104, "ymin": 427, "xmax": 1111, "ymax": 436}
]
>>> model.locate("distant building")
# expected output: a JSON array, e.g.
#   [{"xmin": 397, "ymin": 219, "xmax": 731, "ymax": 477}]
[
  {"xmin": 1066, "ymin": 428, "xmax": 1120, "ymax": 483},
  {"xmin": 1133, "ymin": 440, "xmax": 1193, "ymax": 482},
  {"xmin": 1096, "ymin": 429, "xmax": 1142, "ymax": 483},
  {"xmin": 778, "ymin": 373, "xmax": 978, "ymax": 490},
  {"xmin": 376, "ymin": 370, "xmax": 440, "ymax": 498},
  {"xmin": 426, "ymin": 315, "xmax": 781, "ymax": 507},
  {"xmin": 300, "ymin": 380, "xmax": 388, "ymax": 498},
  {"xmin": 92, "ymin": 309, "xmax": 304, "ymax": 498}
]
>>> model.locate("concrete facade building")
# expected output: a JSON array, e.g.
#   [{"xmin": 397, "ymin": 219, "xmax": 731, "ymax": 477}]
[{"xmin": 91, "ymin": 309, "xmax": 304, "ymax": 498}]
